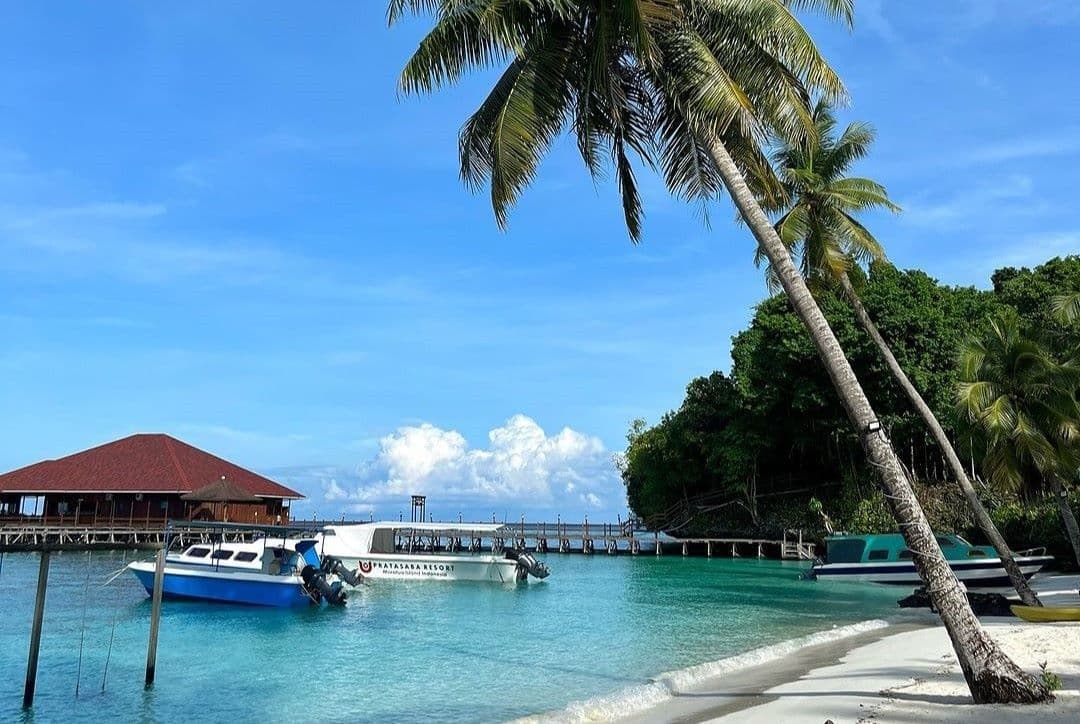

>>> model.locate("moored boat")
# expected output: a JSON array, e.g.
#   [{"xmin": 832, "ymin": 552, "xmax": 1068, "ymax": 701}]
[
  {"xmin": 314, "ymin": 521, "xmax": 550, "ymax": 584},
  {"xmin": 1011, "ymin": 605, "xmax": 1080, "ymax": 622},
  {"xmin": 808, "ymin": 533, "xmax": 1053, "ymax": 589},
  {"xmin": 128, "ymin": 525, "xmax": 358, "ymax": 607}
]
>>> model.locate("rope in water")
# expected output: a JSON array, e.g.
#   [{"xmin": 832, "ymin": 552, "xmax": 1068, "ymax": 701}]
[
  {"xmin": 75, "ymin": 550, "xmax": 92, "ymax": 697},
  {"xmin": 100, "ymin": 550, "xmax": 125, "ymax": 693}
]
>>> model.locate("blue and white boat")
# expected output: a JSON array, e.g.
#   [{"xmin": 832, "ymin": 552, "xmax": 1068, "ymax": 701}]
[
  {"xmin": 128, "ymin": 536, "xmax": 359, "ymax": 607},
  {"xmin": 808, "ymin": 533, "xmax": 1053, "ymax": 589}
]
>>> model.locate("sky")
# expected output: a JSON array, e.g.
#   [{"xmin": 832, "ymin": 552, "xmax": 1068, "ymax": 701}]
[{"xmin": 1, "ymin": 1, "xmax": 1078, "ymax": 522}]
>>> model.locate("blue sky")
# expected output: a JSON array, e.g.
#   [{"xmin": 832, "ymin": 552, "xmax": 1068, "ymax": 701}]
[{"xmin": 2, "ymin": 1, "xmax": 1078, "ymax": 521}]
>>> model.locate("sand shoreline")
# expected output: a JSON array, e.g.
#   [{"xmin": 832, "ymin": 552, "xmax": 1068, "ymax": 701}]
[{"xmin": 623, "ymin": 617, "xmax": 1080, "ymax": 723}]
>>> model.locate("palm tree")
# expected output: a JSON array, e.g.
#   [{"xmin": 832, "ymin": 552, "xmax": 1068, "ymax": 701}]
[
  {"xmin": 762, "ymin": 101, "xmax": 1041, "ymax": 606},
  {"xmin": 958, "ymin": 310, "xmax": 1080, "ymax": 565},
  {"xmin": 387, "ymin": 0, "xmax": 1047, "ymax": 702}
]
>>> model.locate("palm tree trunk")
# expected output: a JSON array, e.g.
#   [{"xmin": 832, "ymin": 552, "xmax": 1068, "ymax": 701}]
[
  {"xmin": 705, "ymin": 136, "xmax": 1047, "ymax": 703},
  {"xmin": 1048, "ymin": 475, "xmax": 1080, "ymax": 566},
  {"xmin": 836, "ymin": 273, "xmax": 1041, "ymax": 607}
]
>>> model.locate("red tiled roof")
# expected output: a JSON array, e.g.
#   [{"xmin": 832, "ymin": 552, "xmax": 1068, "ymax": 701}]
[{"xmin": 0, "ymin": 434, "xmax": 303, "ymax": 499}]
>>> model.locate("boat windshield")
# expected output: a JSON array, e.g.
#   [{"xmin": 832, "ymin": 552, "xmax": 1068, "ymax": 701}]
[{"xmin": 826, "ymin": 538, "xmax": 867, "ymax": 564}]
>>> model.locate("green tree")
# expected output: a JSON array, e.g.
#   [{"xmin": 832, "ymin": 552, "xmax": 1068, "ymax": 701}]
[
  {"xmin": 764, "ymin": 102, "xmax": 1039, "ymax": 605},
  {"xmin": 389, "ymin": 0, "xmax": 1044, "ymax": 702},
  {"xmin": 958, "ymin": 310, "xmax": 1080, "ymax": 565}
]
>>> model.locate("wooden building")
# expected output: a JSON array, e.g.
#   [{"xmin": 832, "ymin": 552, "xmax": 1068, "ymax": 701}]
[{"xmin": 0, "ymin": 433, "xmax": 303, "ymax": 526}]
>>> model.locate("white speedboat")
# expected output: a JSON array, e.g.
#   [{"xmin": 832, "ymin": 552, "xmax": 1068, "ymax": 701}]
[{"xmin": 314, "ymin": 521, "xmax": 550, "ymax": 584}]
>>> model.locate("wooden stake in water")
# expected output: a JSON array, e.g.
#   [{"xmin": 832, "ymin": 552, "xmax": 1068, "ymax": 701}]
[
  {"xmin": 144, "ymin": 548, "xmax": 165, "ymax": 688},
  {"xmin": 23, "ymin": 549, "xmax": 51, "ymax": 709}
]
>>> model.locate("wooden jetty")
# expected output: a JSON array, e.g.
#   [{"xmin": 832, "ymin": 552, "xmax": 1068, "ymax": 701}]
[{"xmin": 0, "ymin": 520, "xmax": 815, "ymax": 560}]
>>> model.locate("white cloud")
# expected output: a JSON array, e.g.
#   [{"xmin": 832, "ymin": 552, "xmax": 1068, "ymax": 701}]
[{"xmin": 271, "ymin": 415, "xmax": 626, "ymax": 520}]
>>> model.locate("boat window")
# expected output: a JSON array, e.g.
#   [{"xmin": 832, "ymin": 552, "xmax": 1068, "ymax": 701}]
[
  {"xmin": 899, "ymin": 549, "xmax": 914, "ymax": 560},
  {"xmin": 211, "ymin": 549, "xmax": 234, "ymax": 560},
  {"xmin": 234, "ymin": 551, "xmax": 258, "ymax": 562},
  {"xmin": 967, "ymin": 549, "xmax": 987, "ymax": 558},
  {"xmin": 323, "ymin": 529, "xmax": 336, "ymax": 536},
  {"xmin": 935, "ymin": 536, "xmax": 955, "ymax": 547},
  {"xmin": 867, "ymin": 549, "xmax": 890, "ymax": 561},
  {"xmin": 369, "ymin": 528, "xmax": 396, "ymax": 554},
  {"xmin": 825, "ymin": 538, "xmax": 866, "ymax": 564},
  {"xmin": 185, "ymin": 547, "xmax": 211, "ymax": 558}
]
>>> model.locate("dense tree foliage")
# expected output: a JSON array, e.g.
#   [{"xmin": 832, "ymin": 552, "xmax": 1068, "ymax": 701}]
[{"xmin": 624, "ymin": 256, "xmax": 1079, "ymax": 538}]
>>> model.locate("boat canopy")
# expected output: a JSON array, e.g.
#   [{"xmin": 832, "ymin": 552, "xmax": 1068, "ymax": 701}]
[{"xmin": 321, "ymin": 521, "xmax": 510, "ymax": 556}]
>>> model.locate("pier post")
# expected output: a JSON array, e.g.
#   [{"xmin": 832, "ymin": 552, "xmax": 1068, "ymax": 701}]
[
  {"xmin": 144, "ymin": 548, "xmax": 165, "ymax": 688},
  {"xmin": 681, "ymin": 541, "xmax": 688, "ymax": 556},
  {"xmin": 22, "ymin": 549, "xmax": 51, "ymax": 709},
  {"xmin": 707, "ymin": 541, "xmax": 712, "ymax": 558},
  {"xmin": 757, "ymin": 543, "xmax": 763, "ymax": 559},
  {"xmin": 655, "ymin": 532, "xmax": 661, "ymax": 556}
]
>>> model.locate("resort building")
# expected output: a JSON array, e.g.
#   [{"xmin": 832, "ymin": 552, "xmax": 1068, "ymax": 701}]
[{"xmin": 0, "ymin": 433, "xmax": 303, "ymax": 526}]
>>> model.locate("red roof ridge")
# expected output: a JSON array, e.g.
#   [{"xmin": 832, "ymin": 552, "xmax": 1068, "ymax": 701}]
[{"xmin": 162, "ymin": 435, "xmax": 191, "ymax": 489}]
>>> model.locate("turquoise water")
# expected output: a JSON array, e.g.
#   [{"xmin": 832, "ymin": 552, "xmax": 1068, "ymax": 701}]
[{"xmin": 0, "ymin": 551, "xmax": 902, "ymax": 722}]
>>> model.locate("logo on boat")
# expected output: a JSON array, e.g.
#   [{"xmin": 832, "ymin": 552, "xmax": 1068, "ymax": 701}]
[{"xmin": 358, "ymin": 560, "xmax": 373, "ymax": 574}]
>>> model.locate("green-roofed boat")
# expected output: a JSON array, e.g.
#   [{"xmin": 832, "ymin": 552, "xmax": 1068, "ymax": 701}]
[{"xmin": 808, "ymin": 533, "xmax": 1053, "ymax": 589}]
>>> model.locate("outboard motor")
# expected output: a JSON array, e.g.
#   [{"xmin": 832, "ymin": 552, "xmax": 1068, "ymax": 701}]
[
  {"xmin": 295, "ymin": 540, "xmax": 348, "ymax": 606},
  {"xmin": 504, "ymin": 549, "xmax": 551, "ymax": 581},
  {"xmin": 322, "ymin": 555, "xmax": 363, "ymax": 587},
  {"xmin": 301, "ymin": 564, "xmax": 348, "ymax": 606}
]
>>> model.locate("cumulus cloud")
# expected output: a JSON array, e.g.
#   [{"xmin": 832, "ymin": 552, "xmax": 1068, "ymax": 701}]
[{"xmin": 272, "ymin": 415, "xmax": 625, "ymax": 520}]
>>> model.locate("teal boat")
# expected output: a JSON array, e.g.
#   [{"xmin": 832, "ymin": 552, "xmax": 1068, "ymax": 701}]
[{"xmin": 809, "ymin": 533, "xmax": 1052, "ymax": 588}]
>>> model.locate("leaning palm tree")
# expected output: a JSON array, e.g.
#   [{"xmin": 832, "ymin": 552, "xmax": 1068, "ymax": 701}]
[
  {"xmin": 958, "ymin": 310, "xmax": 1080, "ymax": 565},
  {"xmin": 761, "ymin": 101, "xmax": 1041, "ymax": 606},
  {"xmin": 388, "ymin": 0, "xmax": 1046, "ymax": 702}
]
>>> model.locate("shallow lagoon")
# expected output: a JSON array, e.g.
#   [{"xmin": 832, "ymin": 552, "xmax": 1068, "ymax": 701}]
[{"xmin": 0, "ymin": 551, "xmax": 902, "ymax": 722}]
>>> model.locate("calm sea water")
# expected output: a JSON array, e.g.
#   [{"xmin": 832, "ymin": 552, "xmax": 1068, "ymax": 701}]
[{"xmin": 0, "ymin": 550, "xmax": 902, "ymax": 723}]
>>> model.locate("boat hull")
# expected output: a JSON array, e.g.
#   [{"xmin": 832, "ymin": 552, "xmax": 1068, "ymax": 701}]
[
  {"xmin": 810, "ymin": 556, "xmax": 1053, "ymax": 589},
  {"xmin": 339, "ymin": 554, "xmax": 523, "ymax": 583},
  {"xmin": 1011, "ymin": 605, "xmax": 1080, "ymax": 623},
  {"xmin": 128, "ymin": 561, "xmax": 313, "ymax": 607}
]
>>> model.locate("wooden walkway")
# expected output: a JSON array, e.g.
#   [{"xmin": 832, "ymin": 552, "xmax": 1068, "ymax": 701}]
[{"xmin": 0, "ymin": 521, "xmax": 816, "ymax": 560}]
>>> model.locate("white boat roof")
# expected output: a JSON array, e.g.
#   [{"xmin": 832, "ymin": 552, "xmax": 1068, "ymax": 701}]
[{"xmin": 326, "ymin": 521, "xmax": 509, "ymax": 533}]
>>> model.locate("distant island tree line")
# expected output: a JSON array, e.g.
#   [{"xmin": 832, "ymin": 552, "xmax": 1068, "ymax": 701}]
[{"xmin": 622, "ymin": 255, "xmax": 1080, "ymax": 564}]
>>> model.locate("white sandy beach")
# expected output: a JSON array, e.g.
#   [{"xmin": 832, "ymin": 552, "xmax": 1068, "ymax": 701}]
[{"xmin": 712, "ymin": 620, "xmax": 1080, "ymax": 723}]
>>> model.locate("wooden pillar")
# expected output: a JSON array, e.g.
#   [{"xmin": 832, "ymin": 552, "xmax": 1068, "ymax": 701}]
[
  {"xmin": 655, "ymin": 532, "xmax": 661, "ymax": 556},
  {"xmin": 681, "ymin": 541, "xmax": 688, "ymax": 556},
  {"xmin": 707, "ymin": 541, "xmax": 713, "ymax": 558},
  {"xmin": 145, "ymin": 548, "xmax": 165, "ymax": 688},
  {"xmin": 22, "ymin": 550, "xmax": 50, "ymax": 709}
]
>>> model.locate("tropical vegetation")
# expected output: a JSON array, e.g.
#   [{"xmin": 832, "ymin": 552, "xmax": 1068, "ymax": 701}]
[{"xmin": 624, "ymin": 256, "xmax": 1080, "ymax": 559}]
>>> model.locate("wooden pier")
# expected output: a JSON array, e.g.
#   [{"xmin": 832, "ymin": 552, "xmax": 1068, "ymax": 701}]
[{"xmin": 0, "ymin": 520, "xmax": 816, "ymax": 560}]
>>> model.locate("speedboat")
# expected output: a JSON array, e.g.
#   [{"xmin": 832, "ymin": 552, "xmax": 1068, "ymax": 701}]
[
  {"xmin": 808, "ymin": 533, "xmax": 1053, "ymax": 589},
  {"xmin": 128, "ymin": 538, "xmax": 359, "ymax": 607},
  {"xmin": 314, "ymin": 521, "xmax": 550, "ymax": 584}
]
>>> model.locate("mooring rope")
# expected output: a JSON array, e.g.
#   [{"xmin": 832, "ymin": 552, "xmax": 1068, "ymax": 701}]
[
  {"xmin": 101, "ymin": 550, "xmax": 125, "ymax": 693},
  {"xmin": 75, "ymin": 550, "xmax": 92, "ymax": 697}
]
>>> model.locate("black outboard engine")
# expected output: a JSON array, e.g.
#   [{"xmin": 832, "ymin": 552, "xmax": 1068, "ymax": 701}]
[
  {"xmin": 504, "ymin": 549, "xmax": 551, "ymax": 581},
  {"xmin": 321, "ymin": 555, "xmax": 363, "ymax": 587},
  {"xmin": 301, "ymin": 565, "xmax": 348, "ymax": 606}
]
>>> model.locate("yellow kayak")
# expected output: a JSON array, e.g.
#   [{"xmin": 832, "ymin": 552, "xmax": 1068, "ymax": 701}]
[{"xmin": 1011, "ymin": 605, "xmax": 1080, "ymax": 622}]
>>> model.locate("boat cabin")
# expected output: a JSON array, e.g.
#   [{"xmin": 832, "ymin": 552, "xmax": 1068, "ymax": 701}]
[
  {"xmin": 170, "ymin": 540, "xmax": 310, "ymax": 576},
  {"xmin": 823, "ymin": 533, "xmax": 994, "ymax": 565}
]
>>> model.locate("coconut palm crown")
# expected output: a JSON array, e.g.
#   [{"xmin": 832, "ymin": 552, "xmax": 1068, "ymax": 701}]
[
  {"xmin": 388, "ymin": 0, "xmax": 853, "ymax": 240},
  {"xmin": 957, "ymin": 310, "xmax": 1080, "ymax": 494},
  {"xmin": 757, "ymin": 100, "xmax": 900, "ymax": 291}
]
